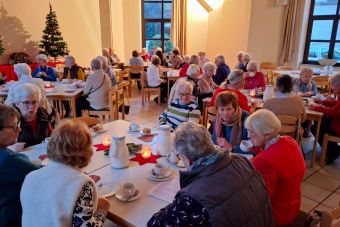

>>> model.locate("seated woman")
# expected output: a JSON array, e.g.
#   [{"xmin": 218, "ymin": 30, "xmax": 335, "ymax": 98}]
[
  {"xmin": 198, "ymin": 50, "xmax": 209, "ymax": 69},
  {"xmin": 76, "ymin": 58, "xmax": 111, "ymax": 117},
  {"xmin": 240, "ymin": 52, "xmax": 251, "ymax": 72},
  {"xmin": 21, "ymin": 119, "xmax": 110, "ymax": 226},
  {"xmin": 13, "ymin": 83, "xmax": 52, "ymax": 148},
  {"xmin": 293, "ymin": 68, "xmax": 319, "ymax": 97},
  {"xmin": 63, "ymin": 55, "xmax": 85, "ymax": 81},
  {"xmin": 129, "ymin": 50, "xmax": 145, "ymax": 89},
  {"xmin": 179, "ymin": 55, "xmax": 191, "ymax": 77},
  {"xmin": 213, "ymin": 54, "xmax": 231, "ymax": 85},
  {"xmin": 0, "ymin": 104, "xmax": 39, "ymax": 227},
  {"xmin": 169, "ymin": 48, "xmax": 184, "ymax": 69},
  {"xmin": 146, "ymin": 56, "xmax": 167, "ymax": 103},
  {"xmin": 32, "ymin": 54, "xmax": 57, "ymax": 81},
  {"xmin": 96, "ymin": 55, "xmax": 117, "ymax": 86},
  {"xmin": 148, "ymin": 122, "xmax": 274, "ymax": 227},
  {"xmin": 264, "ymin": 74, "xmax": 306, "ymax": 122},
  {"xmin": 156, "ymin": 50, "xmax": 168, "ymax": 67},
  {"xmin": 210, "ymin": 69, "xmax": 251, "ymax": 112},
  {"xmin": 197, "ymin": 62, "xmax": 217, "ymax": 110},
  {"xmin": 244, "ymin": 61, "xmax": 266, "ymax": 90},
  {"xmin": 109, "ymin": 47, "xmax": 121, "ymax": 66},
  {"xmin": 140, "ymin": 47, "xmax": 150, "ymax": 62},
  {"xmin": 309, "ymin": 74, "xmax": 340, "ymax": 164},
  {"xmin": 245, "ymin": 109, "xmax": 306, "ymax": 226},
  {"xmin": 235, "ymin": 51, "xmax": 244, "ymax": 70},
  {"xmin": 159, "ymin": 80, "xmax": 200, "ymax": 129},
  {"xmin": 212, "ymin": 92, "xmax": 249, "ymax": 154}
]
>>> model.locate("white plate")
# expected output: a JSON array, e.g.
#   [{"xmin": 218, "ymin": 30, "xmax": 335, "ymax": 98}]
[
  {"xmin": 115, "ymin": 189, "xmax": 140, "ymax": 202},
  {"xmin": 139, "ymin": 129, "xmax": 158, "ymax": 136},
  {"xmin": 147, "ymin": 169, "xmax": 172, "ymax": 181},
  {"xmin": 96, "ymin": 182, "xmax": 116, "ymax": 198}
]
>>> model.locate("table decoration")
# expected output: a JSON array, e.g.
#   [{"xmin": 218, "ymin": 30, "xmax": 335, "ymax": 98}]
[{"xmin": 130, "ymin": 153, "xmax": 160, "ymax": 165}]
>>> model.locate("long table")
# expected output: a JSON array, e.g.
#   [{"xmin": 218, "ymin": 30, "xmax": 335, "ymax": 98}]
[{"xmin": 273, "ymin": 69, "xmax": 340, "ymax": 79}]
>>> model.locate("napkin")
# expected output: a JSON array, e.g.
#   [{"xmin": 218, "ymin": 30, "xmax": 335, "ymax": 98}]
[
  {"xmin": 137, "ymin": 135, "xmax": 155, "ymax": 142},
  {"xmin": 130, "ymin": 153, "xmax": 161, "ymax": 165},
  {"xmin": 93, "ymin": 144, "xmax": 110, "ymax": 151},
  {"xmin": 38, "ymin": 154, "xmax": 48, "ymax": 161}
]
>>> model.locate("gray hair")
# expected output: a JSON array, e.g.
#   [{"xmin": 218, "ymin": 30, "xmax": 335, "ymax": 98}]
[
  {"xmin": 300, "ymin": 68, "xmax": 313, "ymax": 78},
  {"xmin": 102, "ymin": 48, "xmax": 110, "ymax": 57},
  {"xmin": 215, "ymin": 54, "xmax": 225, "ymax": 64},
  {"xmin": 190, "ymin": 55, "xmax": 200, "ymax": 65},
  {"xmin": 176, "ymin": 79, "xmax": 193, "ymax": 95},
  {"xmin": 245, "ymin": 109, "xmax": 281, "ymax": 136},
  {"xmin": 247, "ymin": 61, "xmax": 259, "ymax": 71},
  {"xmin": 91, "ymin": 58, "xmax": 102, "ymax": 70},
  {"xmin": 65, "ymin": 55, "xmax": 76, "ymax": 65},
  {"xmin": 36, "ymin": 54, "xmax": 48, "ymax": 62},
  {"xmin": 174, "ymin": 122, "xmax": 216, "ymax": 162},
  {"xmin": 227, "ymin": 69, "xmax": 244, "ymax": 85},
  {"xmin": 183, "ymin": 55, "xmax": 191, "ymax": 64},
  {"xmin": 96, "ymin": 55, "xmax": 109, "ymax": 69},
  {"xmin": 186, "ymin": 64, "xmax": 200, "ymax": 77},
  {"xmin": 203, "ymin": 62, "xmax": 216, "ymax": 73},
  {"xmin": 330, "ymin": 73, "xmax": 340, "ymax": 86},
  {"xmin": 14, "ymin": 63, "xmax": 32, "ymax": 77},
  {"xmin": 243, "ymin": 52, "xmax": 252, "ymax": 62},
  {"xmin": 14, "ymin": 83, "xmax": 42, "ymax": 104}
]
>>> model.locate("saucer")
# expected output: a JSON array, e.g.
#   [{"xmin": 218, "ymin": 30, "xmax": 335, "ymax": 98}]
[
  {"xmin": 147, "ymin": 168, "xmax": 172, "ymax": 180},
  {"xmin": 128, "ymin": 127, "xmax": 140, "ymax": 133},
  {"xmin": 115, "ymin": 189, "xmax": 140, "ymax": 202},
  {"xmin": 96, "ymin": 182, "xmax": 116, "ymax": 198}
]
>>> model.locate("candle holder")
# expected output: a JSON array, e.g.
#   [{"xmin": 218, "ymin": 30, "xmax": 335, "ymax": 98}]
[
  {"xmin": 141, "ymin": 145, "xmax": 152, "ymax": 159},
  {"xmin": 249, "ymin": 89, "xmax": 256, "ymax": 97},
  {"xmin": 102, "ymin": 134, "xmax": 112, "ymax": 147}
]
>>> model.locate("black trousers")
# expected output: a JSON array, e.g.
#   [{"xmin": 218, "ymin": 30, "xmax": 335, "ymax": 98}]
[
  {"xmin": 75, "ymin": 97, "xmax": 94, "ymax": 117},
  {"xmin": 198, "ymin": 92, "xmax": 213, "ymax": 112},
  {"xmin": 130, "ymin": 73, "xmax": 141, "ymax": 89}
]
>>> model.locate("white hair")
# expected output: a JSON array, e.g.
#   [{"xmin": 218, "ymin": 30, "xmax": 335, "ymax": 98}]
[
  {"xmin": 14, "ymin": 63, "xmax": 32, "ymax": 78},
  {"xmin": 14, "ymin": 83, "xmax": 42, "ymax": 104},
  {"xmin": 330, "ymin": 73, "xmax": 340, "ymax": 86},
  {"xmin": 245, "ymin": 109, "xmax": 281, "ymax": 136},
  {"xmin": 183, "ymin": 55, "xmax": 191, "ymax": 64},
  {"xmin": 243, "ymin": 53, "xmax": 252, "ymax": 61},
  {"xmin": 300, "ymin": 68, "xmax": 313, "ymax": 78},
  {"xmin": 156, "ymin": 47, "xmax": 163, "ymax": 52},
  {"xmin": 36, "ymin": 54, "xmax": 48, "ymax": 62},
  {"xmin": 203, "ymin": 62, "xmax": 216, "ymax": 73},
  {"xmin": 176, "ymin": 79, "xmax": 193, "ymax": 95},
  {"xmin": 174, "ymin": 122, "xmax": 216, "ymax": 162},
  {"xmin": 65, "ymin": 55, "xmax": 76, "ymax": 65},
  {"xmin": 91, "ymin": 58, "xmax": 102, "ymax": 70},
  {"xmin": 186, "ymin": 64, "xmax": 200, "ymax": 77},
  {"xmin": 247, "ymin": 61, "xmax": 259, "ymax": 71},
  {"xmin": 96, "ymin": 55, "xmax": 109, "ymax": 69}
]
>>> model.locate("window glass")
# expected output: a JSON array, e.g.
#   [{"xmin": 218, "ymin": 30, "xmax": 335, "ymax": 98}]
[
  {"xmin": 146, "ymin": 22, "xmax": 161, "ymax": 39},
  {"xmin": 311, "ymin": 20, "xmax": 333, "ymax": 40},
  {"xmin": 163, "ymin": 3, "xmax": 172, "ymax": 19},
  {"xmin": 308, "ymin": 42, "xmax": 330, "ymax": 61},
  {"xmin": 164, "ymin": 22, "xmax": 171, "ymax": 39},
  {"xmin": 313, "ymin": 0, "xmax": 338, "ymax": 15},
  {"xmin": 144, "ymin": 3, "xmax": 162, "ymax": 19}
]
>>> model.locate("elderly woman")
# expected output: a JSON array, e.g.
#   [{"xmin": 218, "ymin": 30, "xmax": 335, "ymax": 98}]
[
  {"xmin": 63, "ymin": 55, "xmax": 85, "ymax": 81},
  {"xmin": 129, "ymin": 50, "xmax": 145, "ymax": 89},
  {"xmin": 13, "ymin": 83, "xmax": 52, "ymax": 148},
  {"xmin": 235, "ymin": 51, "xmax": 244, "ymax": 70},
  {"xmin": 264, "ymin": 74, "xmax": 306, "ymax": 122},
  {"xmin": 212, "ymin": 92, "xmax": 250, "ymax": 154},
  {"xmin": 244, "ymin": 61, "xmax": 266, "ymax": 90},
  {"xmin": 96, "ymin": 55, "xmax": 117, "ymax": 86},
  {"xmin": 148, "ymin": 122, "xmax": 274, "ymax": 226},
  {"xmin": 140, "ymin": 47, "xmax": 150, "ymax": 62},
  {"xmin": 5, "ymin": 63, "xmax": 52, "ymax": 114},
  {"xmin": 293, "ymin": 68, "xmax": 318, "ymax": 96},
  {"xmin": 309, "ymin": 74, "xmax": 340, "ymax": 164},
  {"xmin": 198, "ymin": 50, "xmax": 209, "ymax": 69},
  {"xmin": 197, "ymin": 62, "xmax": 217, "ymax": 110},
  {"xmin": 0, "ymin": 104, "xmax": 39, "ymax": 227},
  {"xmin": 213, "ymin": 55, "xmax": 231, "ymax": 85},
  {"xmin": 169, "ymin": 48, "xmax": 184, "ymax": 69},
  {"xmin": 109, "ymin": 47, "xmax": 121, "ymax": 65},
  {"xmin": 159, "ymin": 80, "xmax": 200, "ymax": 129},
  {"xmin": 21, "ymin": 119, "xmax": 110, "ymax": 226},
  {"xmin": 179, "ymin": 55, "xmax": 191, "ymax": 77},
  {"xmin": 76, "ymin": 58, "xmax": 111, "ymax": 117},
  {"xmin": 156, "ymin": 49, "xmax": 168, "ymax": 67},
  {"xmin": 245, "ymin": 109, "xmax": 306, "ymax": 226},
  {"xmin": 147, "ymin": 56, "xmax": 167, "ymax": 103},
  {"xmin": 210, "ymin": 69, "xmax": 251, "ymax": 112},
  {"xmin": 32, "ymin": 54, "xmax": 57, "ymax": 81},
  {"xmin": 241, "ymin": 52, "xmax": 252, "ymax": 72}
]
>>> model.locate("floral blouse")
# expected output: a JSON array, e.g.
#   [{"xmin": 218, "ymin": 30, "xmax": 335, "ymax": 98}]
[
  {"xmin": 72, "ymin": 181, "xmax": 107, "ymax": 227},
  {"xmin": 147, "ymin": 194, "xmax": 211, "ymax": 226}
]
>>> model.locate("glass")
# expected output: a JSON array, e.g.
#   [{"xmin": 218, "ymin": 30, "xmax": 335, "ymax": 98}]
[
  {"xmin": 3, "ymin": 121, "xmax": 20, "ymax": 132},
  {"xmin": 144, "ymin": 3, "xmax": 162, "ymax": 19},
  {"xmin": 21, "ymin": 100, "xmax": 39, "ymax": 107},
  {"xmin": 313, "ymin": 0, "xmax": 338, "ymax": 15},
  {"xmin": 146, "ymin": 22, "xmax": 161, "ymax": 39},
  {"xmin": 163, "ymin": 3, "xmax": 172, "ymax": 19},
  {"xmin": 307, "ymin": 42, "xmax": 330, "ymax": 61},
  {"xmin": 311, "ymin": 20, "xmax": 333, "ymax": 40},
  {"xmin": 334, "ymin": 43, "xmax": 340, "ymax": 62},
  {"xmin": 164, "ymin": 22, "xmax": 171, "ymax": 39}
]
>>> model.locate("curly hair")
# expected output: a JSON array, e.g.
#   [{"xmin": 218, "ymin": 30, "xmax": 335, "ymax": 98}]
[{"xmin": 47, "ymin": 119, "xmax": 93, "ymax": 168}]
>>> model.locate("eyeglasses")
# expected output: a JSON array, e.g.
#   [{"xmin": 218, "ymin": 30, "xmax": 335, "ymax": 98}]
[
  {"xmin": 21, "ymin": 100, "xmax": 38, "ymax": 107},
  {"xmin": 178, "ymin": 93, "xmax": 191, "ymax": 98},
  {"xmin": 2, "ymin": 121, "xmax": 21, "ymax": 132}
]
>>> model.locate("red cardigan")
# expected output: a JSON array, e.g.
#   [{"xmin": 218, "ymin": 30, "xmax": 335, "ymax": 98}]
[
  {"xmin": 209, "ymin": 87, "xmax": 250, "ymax": 112},
  {"xmin": 252, "ymin": 136, "xmax": 306, "ymax": 225},
  {"xmin": 179, "ymin": 63, "xmax": 189, "ymax": 77},
  {"xmin": 314, "ymin": 98, "xmax": 340, "ymax": 135},
  {"xmin": 244, "ymin": 72, "xmax": 266, "ymax": 90}
]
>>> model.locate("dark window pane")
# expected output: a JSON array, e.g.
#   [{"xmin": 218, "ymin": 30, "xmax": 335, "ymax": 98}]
[
  {"xmin": 311, "ymin": 20, "xmax": 333, "ymax": 40},
  {"xmin": 164, "ymin": 40, "xmax": 174, "ymax": 54},
  {"xmin": 313, "ymin": 0, "xmax": 338, "ymax": 15},
  {"xmin": 308, "ymin": 42, "xmax": 330, "ymax": 61},
  {"xmin": 144, "ymin": 3, "xmax": 162, "ymax": 19},
  {"xmin": 146, "ymin": 22, "xmax": 161, "ymax": 39},
  {"xmin": 334, "ymin": 43, "xmax": 340, "ymax": 61},
  {"xmin": 146, "ymin": 40, "xmax": 162, "ymax": 53},
  {"xmin": 164, "ymin": 3, "xmax": 172, "ymax": 18},
  {"xmin": 164, "ymin": 22, "xmax": 171, "ymax": 39}
]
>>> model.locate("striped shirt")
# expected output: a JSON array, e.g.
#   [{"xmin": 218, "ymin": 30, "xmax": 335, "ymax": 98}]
[{"xmin": 159, "ymin": 99, "xmax": 201, "ymax": 129}]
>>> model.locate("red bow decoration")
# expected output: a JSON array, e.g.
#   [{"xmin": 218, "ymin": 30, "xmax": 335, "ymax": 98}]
[{"xmin": 93, "ymin": 144, "xmax": 110, "ymax": 152}]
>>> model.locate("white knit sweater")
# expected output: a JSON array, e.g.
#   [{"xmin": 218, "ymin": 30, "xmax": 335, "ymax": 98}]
[{"xmin": 20, "ymin": 161, "xmax": 96, "ymax": 227}]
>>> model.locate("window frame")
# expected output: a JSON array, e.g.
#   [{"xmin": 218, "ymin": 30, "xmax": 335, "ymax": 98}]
[
  {"xmin": 303, "ymin": 0, "xmax": 340, "ymax": 65},
  {"xmin": 141, "ymin": 0, "xmax": 172, "ymax": 53}
]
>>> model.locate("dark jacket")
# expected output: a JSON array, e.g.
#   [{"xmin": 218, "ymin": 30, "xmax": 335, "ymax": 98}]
[
  {"xmin": 178, "ymin": 153, "xmax": 275, "ymax": 227},
  {"xmin": 17, "ymin": 107, "xmax": 50, "ymax": 148},
  {"xmin": 213, "ymin": 63, "xmax": 230, "ymax": 85},
  {"xmin": 63, "ymin": 64, "xmax": 84, "ymax": 80}
]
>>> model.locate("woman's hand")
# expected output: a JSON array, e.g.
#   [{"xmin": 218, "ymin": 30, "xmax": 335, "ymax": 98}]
[
  {"xmin": 97, "ymin": 197, "xmax": 110, "ymax": 212},
  {"xmin": 217, "ymin": 137, "xmax": 232, "ymax": 152}
]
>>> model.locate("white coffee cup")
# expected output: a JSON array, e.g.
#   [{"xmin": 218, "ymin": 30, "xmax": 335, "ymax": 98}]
[
  {"xmin": 43, "ymin": 137, "xmax": 50, "ymax": 144},
  {"xmin": 129, "ymin": 122, "xmax": 140, "ymax": 131},
  {"xmin": 120, "ymin": 182, "xmax": 137, "ymax": 198},
  {"xmin": 167, "ymin": 152, "xmax": 177, "ymax": 163},
  {"xmin": 153, "ymin": 163, "xmax": 169, "ymax": 176},
  {"xmin": 240, "ymin": 140, "xmax": 253, "ymax": 152}
]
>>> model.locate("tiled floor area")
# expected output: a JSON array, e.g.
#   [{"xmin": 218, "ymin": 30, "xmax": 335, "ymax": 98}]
[{"xmin": 124, "ymin": 83, "xmax": 340, "ymax": 214}]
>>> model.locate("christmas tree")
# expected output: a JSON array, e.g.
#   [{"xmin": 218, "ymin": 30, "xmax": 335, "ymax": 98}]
[
  {"xmin": 0, "ymin": 36, "xmax": 5, "ymax": 56},
  {"xmin": 39, "ymin": 3, "xmax": 69, "ymax": 60}
]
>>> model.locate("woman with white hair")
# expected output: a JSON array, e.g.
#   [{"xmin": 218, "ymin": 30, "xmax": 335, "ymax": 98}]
[
  {"xmin": 32, "ymin": 54, "xmax": 57, "ymax": 81},
  {"xmin": 63, "ymin": 55, "xmax": 85, "ymax": 81},
  {"xmin": 147, "ymin": 56, "xmax": 167, "ymax": 103},
  {"xmin": 245, "ymin": 109, "xmax": 306, "ymax": 226},
  {"xmin": 76, "ymin": 58, "xmax": 111, "ymax": 117},
  {"xmin": 235, "ymin": 51, "xmax": 244, "ymax": 70},
  {"xmin": 179, "ymin": 55, "xmax": 191, "ymax": 77},
  {"xmin": 197, "ymin": 62, "xmax": 217, "ymax": 110},
  {"xmin": 309, "ymin": 74, "xmax": 340, "ymax": 164},
  {"xmin": 14, "ymin": 83, "xmax": 53, "ymax": 147},
  {"xmin": 213, "ymin": 54, "xmax": 230, "ymax": 85},
  {"xmin": 96, "ymin": 55, "xmax": 117, "ymax": 86},
  {"xmin": 148, "ymin": 122, "xmax": 274, "ymax": 226},
  {"xmin": 198, "ymin": 50, "xmax": 209, "ymax": 69},
  {"xmin": 159, "ymin": 80, "xmax": 200, "ymax": 129},
  {"xmin": 244, "ymin": 61, "xmax": 266, "ymax": 90},
  {"xmin": 293, "ymin": 68, "xmax": 319, "ymax": 96},
  {"xmin": 241, "ymin": 52, "xmax": 252, "ymax": 72}
]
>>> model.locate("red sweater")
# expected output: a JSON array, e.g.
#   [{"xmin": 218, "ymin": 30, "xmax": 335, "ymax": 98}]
[
  {"xmin": 252, "ymin": 136, "xmax": 306, "ymax": 225},
  {"xmin": 209, "ymin": 87, "xmax": 250, "ymax": 112},
  {"xmin": 179, "ymin": 63, "xmax": 190, "ymax": 77},
  {"xmin": 314, "ymin": 98, "xmax": 340, "ymax": 135},
  {"xmin": 244, "ymin": 72, "xmax": 266, "ymax": 90}
]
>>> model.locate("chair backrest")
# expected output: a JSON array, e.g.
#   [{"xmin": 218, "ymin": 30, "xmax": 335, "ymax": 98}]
[
  {"xmin": 204, "ymin": 106, "xmax": 217, "ymax": 127},
  {"xmin": 260, "ymin": 62, "xmax": 276, "ymax": 71},
  {"xmin": 115, "ymin": 70, "xmax": 124, "ymax": 83},
  {"xmin": 312, "ymin": 75, "xmax": 330, "ymax": 88},
  {"xmin": 74, "ymin": 116, "xmax": 99, "ymax": 127},
  {"xmin": 126, "ymin": 65, "xmax": 144, "ymax": 74},
  {"xmin": 276, "ymin": 66, "xmax": 292, "ymax": 70},
  {"xmin": 277, "ymin": 114, "xmax": 301, "ymax": 142},
  {"xmin": 108, "ymin": 86, "xmax": 118, "ymax": 119},
  {"xmin": 260, "ymin": 62, "xmax": 276, "ymax": 84}
]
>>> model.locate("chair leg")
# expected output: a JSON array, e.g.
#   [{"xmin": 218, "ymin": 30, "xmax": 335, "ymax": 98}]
[
  {"xmin": 320, "ymin": 134, "xmax": 329, "ymax": 167},
  {"xmin": 158, "ymin": 90, "xmax": 161, "ymax": 106},
  {"xmin": 148, "ymin": 92, "xmax": 150, "ymax": 101},
  {"xmin": 142, "ymin": 89, "xmax": 145, "ymax": 105}
]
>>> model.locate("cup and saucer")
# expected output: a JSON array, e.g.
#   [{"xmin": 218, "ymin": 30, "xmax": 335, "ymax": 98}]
[
  {"xmin": 115, "ymin": 182, "xmax": 140, "ymax": 202},
  {"xmin": 166, "ymin": 152, "xmax": 186, "ymax": 168},
  {"xmin": 147, "ymin": 163, "xmax": 172, "ymax": 181},
  {"xmin": 128, "ymin": 122, "xmax": 140, "ymax": 133}
]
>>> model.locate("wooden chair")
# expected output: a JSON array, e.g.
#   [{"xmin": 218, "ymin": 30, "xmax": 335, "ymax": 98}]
[
  {"xmin": 125, "ymin": 65, "xmax": 144, "ymax": 97},
  {"xmin": 260, "ymin": 62, "xmax": 276, "ymax": 84},
  {"xmin": 277, "ymin": 115, "xmax": 302, "ymax": 145},
  {"xmin": 74, "ymin": 116, "xmax": 99, "ymax": 127},
  {"xmin": 115, "ymin": 70, "xmax": 124, "ymax": 83},
  {"xmin": 312, "ymin": 75, "xmax": 330, "ymax": 95},
  {"xmin": 276, "ymin": 66, "xmax": 292, "ymax": 70},
  {"xmin": 122, "ymin": 68, "xmax": 132, "ymax": 97},
  {"xmin": 141, "ymin": 73, "xmax": 161, "ymax": 106},
  {"xmin": 320, "ymin": 133, "xmax": 340, "ymax": 167},
  {"xmin": 203, "ymin": 106, "xmax": 216, "ymax": 127}
]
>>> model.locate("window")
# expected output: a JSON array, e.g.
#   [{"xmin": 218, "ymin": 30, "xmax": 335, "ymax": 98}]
[
  {"xmin": 142, "ymin": 0, "xmax": 173, "ymax": 55},
  {"xmin": 304, "ymin": 0, "xmax": 340, "ymax": 65}
]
